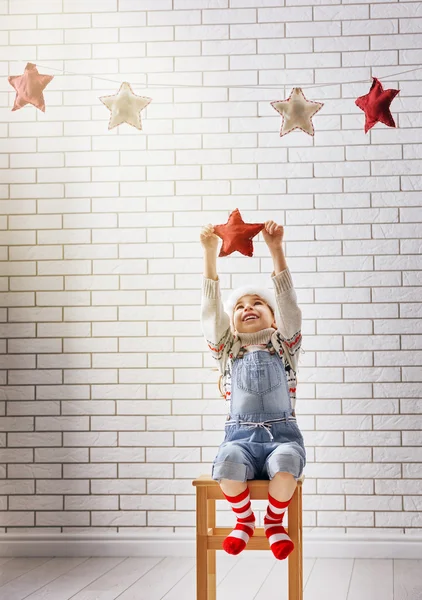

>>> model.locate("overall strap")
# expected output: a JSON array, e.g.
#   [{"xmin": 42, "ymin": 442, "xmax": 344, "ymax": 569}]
[
  {"xmin": 266, "ymin": 339, "xmax": 276, "ymax": 354},
  {"xmin": 237, "ymin": 338, "xmax": 275, "ymax": 359}
]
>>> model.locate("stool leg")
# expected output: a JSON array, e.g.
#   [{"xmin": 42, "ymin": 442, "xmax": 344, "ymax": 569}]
[
  {"xmin": 207, "ymin": 499, "xmax": 216, "ymax": 600},
  {"xmin": 288, "ymin": 485, "xmax": 301, "ymax": 600},
  {"xmin": 196, "ymin": 487, "xmax": 208, "ymax": 600}
]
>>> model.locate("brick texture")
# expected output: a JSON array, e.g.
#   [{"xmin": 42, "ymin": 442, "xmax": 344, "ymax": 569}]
[{"xmin": 0, "ymin": 0, "xmax": 421, "ymax": 536}]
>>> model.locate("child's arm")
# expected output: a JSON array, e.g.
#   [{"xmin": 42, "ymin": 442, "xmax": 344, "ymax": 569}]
[
  {"xmin": 271, "ymin": 254, "xmax": 302, "ymax": 361},
  {"xmin": 263, "ymin": 222, "xmax": 303, "ymax": 367},
  {"xmin": 200, "ymin": 224, "xmax": 235, "ymax": 366}
]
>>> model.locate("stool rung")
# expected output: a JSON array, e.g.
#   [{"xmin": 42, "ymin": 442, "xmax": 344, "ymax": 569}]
[
  {"xmin": 208, "ymin": 526, "xmax": 289, "ymax": 537},
  {"xmin": 208, "ymin": 536, "xmax": 276, "ymax": 551},
  {"xmin": 207, "ymin": 527, "xmax": 291, "ymax": 551}
]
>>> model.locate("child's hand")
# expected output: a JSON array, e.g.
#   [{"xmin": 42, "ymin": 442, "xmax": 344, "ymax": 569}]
[
  {"xmin": 262, "ymin": 220, "xmax": 284, "ymax": 249},
  {"xmin": 200, "ymin": 223, "xmax": 220, "ymax": 253}
]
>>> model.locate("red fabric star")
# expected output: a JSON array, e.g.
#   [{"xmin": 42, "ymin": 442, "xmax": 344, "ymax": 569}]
[
  {"xmin": 8, "ymin": 62, "xmax": 54, "ymax": 112},
  {"xmin": 214, "ymin": 209, "xmax": 264, "ymax": 257},
  {"xmin": 355, "ymin": 77, "xmax": 399, "ymax": 134}
]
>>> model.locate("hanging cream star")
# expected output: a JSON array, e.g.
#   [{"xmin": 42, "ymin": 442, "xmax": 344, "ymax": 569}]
[
  {"xmin": 99, "ymin": 82, "xmax": 151, "ymax": 130},
  {"xmin": 271, "ymin": 87, "xmax": 324, "ymax": 137}
]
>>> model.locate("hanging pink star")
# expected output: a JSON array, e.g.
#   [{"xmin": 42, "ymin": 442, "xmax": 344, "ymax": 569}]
[
  {"xmin": 213, "ymin": 209, "xmax": 264, "ymax": 257},
  {"xmin": 355, "ymin": 77, "xmax": 400, "ymax": 133},
  {"xmin": 8, "ymin": 62, "xmax": 54, "ymax": 112}
]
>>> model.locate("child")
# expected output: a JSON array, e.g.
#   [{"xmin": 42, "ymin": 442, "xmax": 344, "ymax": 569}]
[{"xmin": 200, "ymin": 220, "xmax": 306, "ymax": 561}]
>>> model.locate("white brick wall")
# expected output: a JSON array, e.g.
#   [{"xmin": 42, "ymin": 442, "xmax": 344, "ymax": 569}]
[{"xmin": 0, "ymin": 0, "xmax": 421, "ymax": 537}]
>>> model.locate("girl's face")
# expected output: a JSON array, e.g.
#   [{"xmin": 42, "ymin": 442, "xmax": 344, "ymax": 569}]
[{"xmin": 233, "ymin": 294, "xmax": 276, "ymax": 334}]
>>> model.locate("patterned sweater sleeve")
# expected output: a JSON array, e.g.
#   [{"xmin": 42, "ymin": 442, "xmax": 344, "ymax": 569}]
[
  {"xmin": 201, "ymin": 276, "xmax": 235, "ymax": 372},
  {"xmin": 271, "ymin": 267, "xmax": 302, "ymax": 369}
]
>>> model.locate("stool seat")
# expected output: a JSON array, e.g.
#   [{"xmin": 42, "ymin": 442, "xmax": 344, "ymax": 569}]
[{"xmin": 192, "ymin": 474, "xmax": 304, "ymax": 599}]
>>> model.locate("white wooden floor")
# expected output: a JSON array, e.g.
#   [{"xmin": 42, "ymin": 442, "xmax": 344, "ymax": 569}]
[{"xmin": 0, "ymin": 554, "xmax": 421, "ymax": 599}]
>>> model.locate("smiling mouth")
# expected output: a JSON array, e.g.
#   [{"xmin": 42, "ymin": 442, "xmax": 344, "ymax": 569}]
[{"xmin": 243, "ymin": 315, "xmax": 259, "ymax": 322}]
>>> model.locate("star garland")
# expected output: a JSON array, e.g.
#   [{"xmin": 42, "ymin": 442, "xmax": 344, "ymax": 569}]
[{"xmin": 6, "ymin": 62, "xmax": 405, "ymax": 135}]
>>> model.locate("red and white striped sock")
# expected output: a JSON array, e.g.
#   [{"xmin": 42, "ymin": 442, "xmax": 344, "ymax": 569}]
[
  {"xmin": 264, "ymin": 491, "xmax": 294, "ymax": 560},
  {"xmin": 221, "ymin": 486, "xmax": 256, "ymax": 555}
]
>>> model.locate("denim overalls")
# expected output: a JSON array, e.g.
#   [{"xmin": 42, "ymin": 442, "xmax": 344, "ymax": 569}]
[{"xmin": 211, "ymin": 339, "xmax": 306, "ymax": 482}]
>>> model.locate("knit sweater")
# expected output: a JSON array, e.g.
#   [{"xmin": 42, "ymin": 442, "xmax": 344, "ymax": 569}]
[
  {"xmin": 237, "ymin": 327, "xmax": 275, "ymax": 353},
  {"xmin": 201, "ymin": 267, "xmax": 303, "ymax": 415}
]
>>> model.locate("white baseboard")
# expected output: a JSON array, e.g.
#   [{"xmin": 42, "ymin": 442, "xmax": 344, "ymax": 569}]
[{"xmin": 1, "ymin": 532, "xmax": 422, "ymax": 559}]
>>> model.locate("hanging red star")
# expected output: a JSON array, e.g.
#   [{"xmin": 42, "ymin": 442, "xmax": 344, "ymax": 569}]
[
  {"xmin": 213, "ymin": 209, "xmax": 264, "ymax": 257},
  {"xmin": 355, "ymin": 77, "xmax": 400, "ymax": 134},
  {"xmin": 8, "ymin": 62, "xmax": 54, "ymax": 112}
]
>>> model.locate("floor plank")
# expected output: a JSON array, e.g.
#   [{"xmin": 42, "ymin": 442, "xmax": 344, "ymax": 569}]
[
  {"xmin": 0, "ymin": 557, "xmax": 15, "ymax": 566},
  {"xmin": 254, "ymin": 557, "xmax": 316, "ymax": 600},
  {"xmin": 20, "ymin": 557, "xmax": 155, "ymax": 600},
  {"xmin": 63, "ymin": 557, "xmax": 164, "ymax": 600},
  {"xmin": 0, "ymin": 557, "xmax": 88, "ymax": 600},
  {"xmin": 162, "ymin": 553, "xmax": 241, "ymax": 600},
  {"xmin": 347, "ymin": 559, "xmax": 393, "ymax": 600},
  {"xmin": 0, "ymin": 558, "xmax": 52, "ymax": 587},
  {"xmin": 217, "ymin": 556, "xmax": 275, "ymax": 600},
  {"xmin": 303, "ymin": 559, "xmax": 354, "ymax": 600},
  {"xmin": 116, "ymin": 557, "xmax": 195, "ymax": 600},
  {"xmin": 394, "ymin": 559, "xmax": 422, "ymax": 600}
]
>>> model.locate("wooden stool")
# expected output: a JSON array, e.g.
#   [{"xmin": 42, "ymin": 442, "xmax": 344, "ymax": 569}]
[{"xmin": 192, "ymin": 474, "xmax": 304, "ymax": 600}]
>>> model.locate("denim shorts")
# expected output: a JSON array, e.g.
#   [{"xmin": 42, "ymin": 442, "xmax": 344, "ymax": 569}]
[{"xmin": 211, "ymin": 415, "xmax": 306, "ymax": 482}]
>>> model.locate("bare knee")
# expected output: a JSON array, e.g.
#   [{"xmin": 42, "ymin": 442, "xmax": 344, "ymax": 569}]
[
  {"xmin": 219, "ymin": 478, "xmax": 247, "ymax": 496},
  {"xmin": 273, "ymin": 471, "xmax": 296, "ymax": 482},
  {"xmin": 269, "ymin": 471, "xmax": 297, "ymax": 501},
  {"xmin": 272, "ymin": 471, "xmax": 297, "ymax": 490}
]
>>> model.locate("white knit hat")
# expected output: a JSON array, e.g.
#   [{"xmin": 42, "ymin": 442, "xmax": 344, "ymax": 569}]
[{"xmin": 224, "ymin": 285, "xmax": 277, "ymax": 322}]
